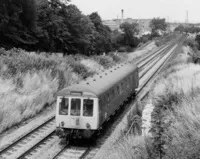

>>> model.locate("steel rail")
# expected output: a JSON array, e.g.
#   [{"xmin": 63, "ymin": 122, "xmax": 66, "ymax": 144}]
[{"xmin": 125, "ymin": 35, "xmax": 185, "ymax": 136}]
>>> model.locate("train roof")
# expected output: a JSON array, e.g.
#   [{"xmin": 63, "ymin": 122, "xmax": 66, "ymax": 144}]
[{"xmin": 57, "ymin": 62, "xmax": 138, "ymax": 98}]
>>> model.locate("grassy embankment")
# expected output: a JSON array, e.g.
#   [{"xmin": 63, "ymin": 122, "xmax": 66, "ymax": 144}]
[
  {"xmin": 105, "ymin": 39, "xmax": 200, "ymax": 158},
  {"xmin": 0, "ymin": 48, "xmax": 128, "ymax": 134}
]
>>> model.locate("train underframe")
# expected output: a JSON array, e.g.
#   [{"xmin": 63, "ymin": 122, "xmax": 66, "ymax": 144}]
[{"xmin": 56, "ymin": 127, "xmax": 96, "ymax": 142}]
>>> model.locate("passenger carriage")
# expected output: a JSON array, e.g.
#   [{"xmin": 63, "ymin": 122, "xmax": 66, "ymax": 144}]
[{"xmin": 56, "ymin": 62, "xmax": 139, "ymax": 139}]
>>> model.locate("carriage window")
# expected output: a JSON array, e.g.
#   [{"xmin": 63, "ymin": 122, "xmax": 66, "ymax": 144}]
[
  {"xmin": 59, "ymin": 98, "xmax": 69, "ymax": 115},
  {"xmin": 83, "ymin": 99, "xmax": 93, "ymax": 117},
  {"xmin": 71, "ymin": 98, "xmax": 81, "ymax": 116},
  {"xmin": 126, "ymin": 78, "xmax": 129, "ymax": 88},
  {"xmin": 121, "ymin": 82, "xmax": 124, "ymax": 91},
  {"xmin": 125, "ymin": 79, "xmax": 127, "ymax": 88},
  {"xmin": 112, "ymin": 89, "xmax": 115, "ymax": 98},
  {"xmin": 117, "ymin": 85, "xmax": 120, "ymax": 94},
  {"xmin": 107, "ymin": 93, "xmax": 110, "ymax": 102}
]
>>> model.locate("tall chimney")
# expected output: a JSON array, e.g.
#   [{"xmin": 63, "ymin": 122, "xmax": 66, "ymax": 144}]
[{"xmin": 121, "ymin": 9, "xmax": 124, "ymax": 24}]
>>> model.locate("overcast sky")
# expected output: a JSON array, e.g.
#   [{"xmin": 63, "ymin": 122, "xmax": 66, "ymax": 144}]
[{"xmin": 70, "ymin": 0, "xmax": 200, "ymax": 23}]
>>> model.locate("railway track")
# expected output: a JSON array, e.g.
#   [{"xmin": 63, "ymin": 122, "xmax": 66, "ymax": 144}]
[
  {"xmin": 0, "ymin": 34, "xmax": 184, "ymax": 159},
  {"xmin": 0, "ymin": 118, "xmax": 55, "ymax": 159},
  {"xmin": 82, "ymin": 34, "xmax": 185, "ymax": 159},
  {"xmin": 126, "ymin": 35, "xmax": 185, "ymax": 135},
  {"xmin": 52, "ymin": 146, "xmax": 91, "ymax": 159}
]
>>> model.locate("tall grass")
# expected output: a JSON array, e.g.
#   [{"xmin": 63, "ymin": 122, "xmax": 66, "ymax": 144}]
[
  {"xmin": 0, "ymin": 49, "xmax": 78, "ymax": 133},
  {"xmin": 148, "ymin": 45, "xmax": 200, "ymax": 158},
  {"xmin": 0, "ymin": 48, "xmax": 127, "ymax": 134},
  {"xmin": 151, "ymin": 63, "xmax": 200, "ymax": 158},
  {"xmin": 105, "ymin": 135, "xmax": 149, "ymax": 159}
]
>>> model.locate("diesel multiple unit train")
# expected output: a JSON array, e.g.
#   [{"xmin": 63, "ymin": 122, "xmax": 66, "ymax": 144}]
[{"xmin": 56, "ymin": 61, "xmax": 139, "ymax": 140}]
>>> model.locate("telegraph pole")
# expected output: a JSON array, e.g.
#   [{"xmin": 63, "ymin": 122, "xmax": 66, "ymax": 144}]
[{"xmin": 185, "ymin": 10, "xmax": 189, "ymax": 24}]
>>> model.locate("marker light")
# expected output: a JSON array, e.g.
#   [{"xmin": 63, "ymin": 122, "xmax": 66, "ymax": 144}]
[
  {"xmin": 61, "ymin": 121, "xmax": 65, "ymax": 127},
  {"xmin": 86, "ymin": 123, "xmax": 91, "ymax": 129}
]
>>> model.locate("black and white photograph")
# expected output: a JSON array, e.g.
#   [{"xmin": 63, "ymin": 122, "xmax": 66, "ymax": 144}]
[{"xmin": 0, "ymin": 0, "xmax": 199, "ymax": 158}]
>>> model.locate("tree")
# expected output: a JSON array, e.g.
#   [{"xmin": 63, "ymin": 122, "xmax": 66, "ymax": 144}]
[
  {"xmin": 64, "ymin": 5, "xmax": 95, "ymax": 54},
  {"xmin": 0, "ymin": 0, "xmax": 38, "ymax": 49},
  {"xmin": 36, "ymin": 0, "xmax": 71, "ymax": 52},
  {"xmin": 184, "ymin": 26, "xmax": 200, "ymax": 34},
  {"xmin": 89, "ymin": 12, "xmax": 112, "ymax": 54},
  {"xmin": 150, "ymin": 18, "xmax": 167, "ymax": 37},
  {"xmin": 0, "ymin": 0, "xmax": 114, "ymax": 55},
  {"xmin": 195, "ymin": 34, "xmax": 200, "ymax": 50},
  {"xmin": 120, "ymin": 22, "xmax": 139, "ymax": 47},
  {"xmin": 111, "ymin": 29, "xmax": 123, "ymax": 50},
  {"xmin": 89, "ymin": 12, "xmax": 102, "ymax": 31},
  {"xmin": 174, "ymin": 25, "xmax": 185, "ymax": 32}
]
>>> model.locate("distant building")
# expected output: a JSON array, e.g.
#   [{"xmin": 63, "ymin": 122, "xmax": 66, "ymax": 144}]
[
  {"xmin": 103, "ymin": 19, "xmax": 121, "ymax": 31},
  {"xmin": 103, "ymin": 18, "xmax": 152, "ymax": 36}
]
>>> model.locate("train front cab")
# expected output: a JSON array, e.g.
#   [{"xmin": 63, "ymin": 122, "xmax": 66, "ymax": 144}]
[{"xmin": 56, "ymin": 94, "xmax": 99, "ymax": 139}]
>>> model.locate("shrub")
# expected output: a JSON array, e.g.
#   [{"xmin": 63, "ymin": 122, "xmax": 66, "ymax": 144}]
[
  {"xmin": 118, "ymin": 46, "xmax": 134, "ymax": 52},
  {"xmin": 184, "ymin": 38, "xmax": 198, "ymax": 51},
  {"xmin": 118, "ymin": 46, "xmax": 127, "ymax": 52},
  {"xmin": 104, "ymin": 135, "xmax": 149, "ymax": 159},
  {"xmin": 126, "ymin": 101, "xmax": 142, "ymax": 135},
  {"xmin": 70, "ymin": 61, "xmax": 94, "ymax": 79},
  {"xmin": 80, "ymin": 59, "xmax": 104, "ymax": 73},
  {"xmin": 108, "ymin": 52, "xmax": 123, "ymax": 63},
  {"xmin": 92, "ymin": 55, "xmax": 115, "ymax": 69}
]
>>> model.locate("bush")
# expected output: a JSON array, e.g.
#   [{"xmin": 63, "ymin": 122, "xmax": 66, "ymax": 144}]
[
  {"xmin": 118, "ymin": 46, "xmax": 134, "ymax": 52},
  {"xmin": 118, "ymin": 46, "xmax": 127, "ymax": 52},
  {"xmin": 184, "ymin": 38, "xmax": 198, "ymax": 52},
  {"xmin": 108, "ymin": 52, "xmax": 122, "ymax": 63},
  {"xmin": 92, "ymin": 55, "xmax": 115, "ymax": 69},
  {"xmin": 70, "ymin": 61, "xmax": 94, "ymax": 79},
  {"xmin": 80, "ymin": 59, "xmax": 104, "ymax": 73}
]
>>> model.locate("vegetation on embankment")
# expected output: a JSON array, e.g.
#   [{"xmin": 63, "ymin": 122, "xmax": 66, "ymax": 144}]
[
  {"xmin": 0, "ymin": 48, "xmax": 128, "ymax": 134},
  {"xmin": 104, "ymin": 42, "xmax": 200, "ymax": 158}
]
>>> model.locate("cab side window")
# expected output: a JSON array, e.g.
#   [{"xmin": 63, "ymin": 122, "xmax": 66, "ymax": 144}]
[
  {"xmin": 59, "ymin": 98, "xmax": 69, "ymax": 115},
  {"xmin": 83, "ymin": 99, "xmax": 93, "ymax": 117}
]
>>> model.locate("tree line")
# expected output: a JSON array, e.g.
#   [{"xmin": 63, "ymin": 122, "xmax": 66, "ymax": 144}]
[
  {"xmin": 0, "ymin": 0, "xmax": 144, "ymax": 55},
  {"xmin": 174, "ymin": 25, "xmax": 200, "ymax": 34}
]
